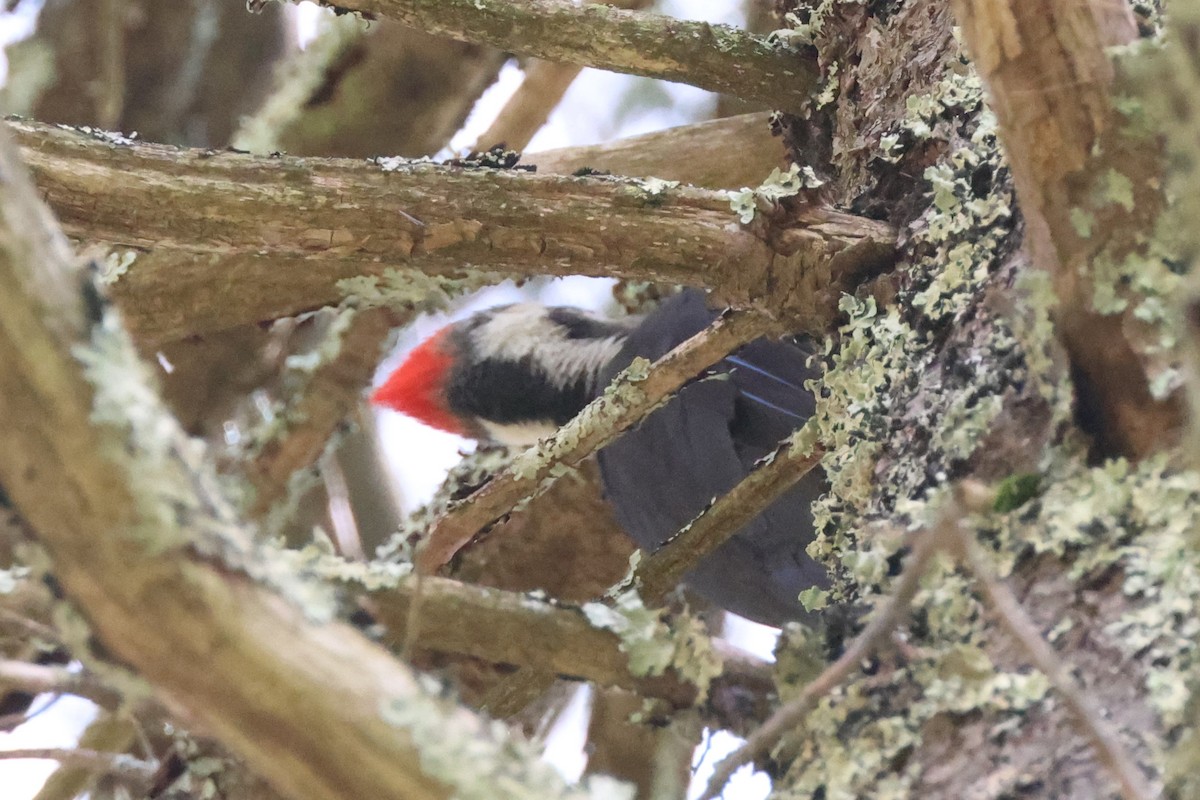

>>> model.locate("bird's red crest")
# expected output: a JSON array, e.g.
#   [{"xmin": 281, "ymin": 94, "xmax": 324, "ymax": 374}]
[{"xmin": 370, "ymin": 328, "xmax": 465, "ymax": 436}]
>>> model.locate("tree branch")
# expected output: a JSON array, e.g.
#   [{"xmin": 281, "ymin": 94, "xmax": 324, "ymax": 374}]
[
  {"xmin": 415, "ymin": 308, "xmax": 778, "ymax": 574},
  {"xmin": 310, "ymin": 0, "xmax": 817, "ymax": 113},
  {"xmin": 10, "ymin": 119, "xmax": 893, "ymax": 345},
  {"xmin": 525, "ymin": 112, "xmax": 786, "ymax": 190},
  {"xmin": 0, "ymin": 659, "xmax": 123, "ymax": 710},
  {"xmin": 697, "ymin": 495, "xmax": 954, "ymax": 800},
  {"xmin": 949, "ymin": 0, "xmax": 1180, "ymax": 458},
  {"xmin": 951, "ymin": 512, "xmax": 1155, "ymax": 800},
  {"xmin": 470, "ymin": 0, "xmax": 654, "ymax": 154},
  {"xmin": 0, "ymin": 126, "xmax": 614, "ymax": 800},
  {"xmin": 244, "ymin": 307, "xmax": 400, "ymax": 519},
  {"xmin": 636, "ymin": 432, "xmax": 822, "ymax": 601},
  {"xmin": 365, "ymin": 571, "xmax": 774, "ymax": 722}
]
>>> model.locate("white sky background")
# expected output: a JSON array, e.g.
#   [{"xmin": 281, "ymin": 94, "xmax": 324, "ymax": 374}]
[{"xmin": 3, "ymin": 1, "xmax": 775, "ymax": 797}]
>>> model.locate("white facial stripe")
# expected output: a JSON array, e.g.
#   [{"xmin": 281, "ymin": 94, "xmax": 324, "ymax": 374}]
[
  {"xmin": 479, "ymin": 418, "xmax": 560, "ymax": 447},
  {"xmin": 470, "ymin": 305, "xmax": 630, "ymax": 391}
]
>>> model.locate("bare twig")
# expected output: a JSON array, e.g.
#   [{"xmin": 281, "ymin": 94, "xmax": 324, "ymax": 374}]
[
  {"xmin": 0, "ymin": 659, "xmax": 122, "ymax": 709},
  {"xmin": 0, "ymin": 748, "xmax": 157, "ymax": 782},
  {"xmin": 311, "ymin": 0, "xmax": 818, "ymax": 113},
  {"xmin": 951, "ymin": 512, "xmax": 1155, "ymax": 800},
  {"xmin": 697, "ymin": 498, "xmax": 958, "ymax": 800},
  {"xmin": 415, "ymin": 309, "xmax": 779, "ymax": 574}
]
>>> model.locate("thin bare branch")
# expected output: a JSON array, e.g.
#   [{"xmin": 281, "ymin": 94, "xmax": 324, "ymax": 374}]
[
  {"xmin": 951, "ymin": 508, "xmax": 1156, "ymax": 800},
  {"xmin": 310, "ymin": 0, "xmax": 817, "ymax": 113},
  {"xmin": 698, "ymin": 497, "xmax": 957, "ymax": 800},
  {"xmin": 0, "ymin": 659, "xmax": 122, "ymax": 709},
  {"xmin": 415, "ymin": 309, "xmax": 779, "ymax": 574},
  {"xmin": 10, "ymin": 119, "xmax": 893, "ymax": 345}
]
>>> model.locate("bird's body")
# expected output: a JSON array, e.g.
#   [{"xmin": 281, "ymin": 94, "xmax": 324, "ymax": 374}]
[{"xmin": 373, "ymin": 290, "xmax": 828, "ymax": 626}]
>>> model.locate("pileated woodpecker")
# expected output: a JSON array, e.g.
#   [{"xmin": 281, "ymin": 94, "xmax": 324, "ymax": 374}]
[{"xmin": 372, "ymin": 290, "xmax": 828, "ymax": 627}]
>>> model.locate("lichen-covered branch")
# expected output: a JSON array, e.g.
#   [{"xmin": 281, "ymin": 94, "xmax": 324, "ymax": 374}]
[
  {"xmin": 0, "ymin": 125, "xmax": 619, "ymax": 800},
  {"xmin": 311, "ymin": 0, "xmax": 817, "ymax": 113},
  {"xmin": 10, "ymin": 119, "xmax": 893, "ymax": 345},
  {"xmin": 244, "ymin": 307, "xmax": 399, "ymax": 519},
  {"xmin": 698, "ymin": 491, "xmax": 954, "ymax": 800},
  {"xmin": 950, "ymin": 0, "xmax": 1180, "ymax": 458},
  {"xmin": 365, "ymin": 571, "xmax": 771, "ymax": 716},
  {"xmin": 635, "ymin": 430, "xmax": 823, "ymax": 601},
  {"xmin": 470, "ymin": 0, "xmax": 653, "ymax": 153},
  {"xmin": 415, "ymin": 309, "xmax": 779, "ymax": 574}
]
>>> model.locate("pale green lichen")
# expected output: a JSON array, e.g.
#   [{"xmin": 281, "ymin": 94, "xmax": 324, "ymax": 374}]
[
  {"xmin": 728, "ymin": 163, "xmax": 824, "ymax": 224},
  {"xmin": 582, "ymin": 589, "xmax": 722, "ymax": 698},
  {"xmin": 76, "ymin": 307, "xmax": 341, "ymax": 621},
  {"xmin": 98, "ymin": 249, "xmax": 136, "ymax": 285},
  {"xmin": 380, "ymin": 677, "xmax": 634, "ymax": 800},
  {"xmin": 336, "ymin": 266, "xmax": 492, "ymax": 313}
]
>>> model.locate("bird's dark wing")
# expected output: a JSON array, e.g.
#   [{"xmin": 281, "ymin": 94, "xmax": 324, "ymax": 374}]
[{"xmin": 595, "ymin": 291, "xmax": 829, "ymax": 626}]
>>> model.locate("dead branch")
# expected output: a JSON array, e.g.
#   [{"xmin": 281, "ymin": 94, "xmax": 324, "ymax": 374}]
[
  {"xmin": 310, "ymin": 0, "xmax": 817, "ymax": 113},
  {"xmin": 415, "ymin": 309, "xmax": 778, "ymax": 574},
  {"xmin": 0, "ymin": 125, "xmax": 614, "ymax": 800},
  {"xmin": 950, "ymin": 0, "xmax": 1180, "ymax": 458},
  {"xmin": 9, "ymin": 119, "xmax": 893, "ymax": 345}
]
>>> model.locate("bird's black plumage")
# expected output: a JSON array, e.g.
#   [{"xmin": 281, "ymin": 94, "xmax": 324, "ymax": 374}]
[{"xmin": 596, "ymin": 291, "xmax": 828, "ymax": 626}]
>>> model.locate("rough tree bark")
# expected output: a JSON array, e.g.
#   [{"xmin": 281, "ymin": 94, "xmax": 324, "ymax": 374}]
[{"xmin": 1, "ymin": 1, "xmax": 1197, "ymax": 799}]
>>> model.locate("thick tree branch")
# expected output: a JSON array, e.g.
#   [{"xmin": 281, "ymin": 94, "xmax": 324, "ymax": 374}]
[
  {"xmin": 950, "ymin": 0, "xmax": 1180, "ymax": 458},
  {"xmin": 10, "ymin": 119, "xmax": 893, "ymax": 345},
  {"xmin": 0, "ymin": 126, "xmax": 611, "ymax": 800},
  {"xmin": 470, "ymin": 0, "xmax": 653, "ymax": 153},
  {"xmin": 365, "ymin": 571, "xmax": 773, "ymax": 720},
  {"xmin": 311, "ymin": 0, "xmax": 817, "ymax": 113}
]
